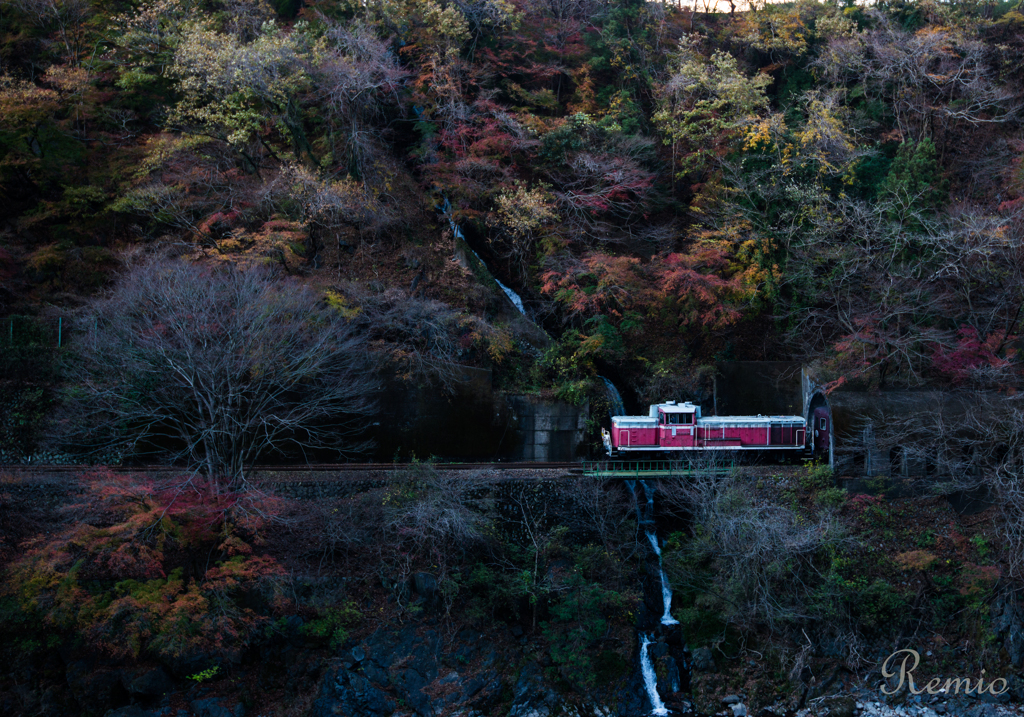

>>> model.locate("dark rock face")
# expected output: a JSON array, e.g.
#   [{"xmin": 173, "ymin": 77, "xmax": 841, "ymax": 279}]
[
  {"xmin": 816, "ymin": 695, "xmax": 855, "ymax": 717},
  {"xmin": 125, "ymin": 667, "xmax": 174, "ymax": 697},
  {"xmin": 104, "ymin": 706, "xmax": 162, "ymax": 717},
  {"xmin": 160, "ymin": 649, "xmax": 217, "ymax": 680},
  {"xmin": 311, "ymin": 664, "xmax": 397, "ymax": 717},
  {"xmin": 508, "ymin": 662, "xmax": 561, "ymax": 717},
  {"xmin": 310, "ymin": 625, "xmax": 504, "ymax": 717},
  {"xmin": 656, "ymin": 655, "xmax": 680, "ymax": 699},
  {"xmin": 66, "ymin": 660, "xmax": 129, "ymax": 714},
  {"xmin": 992, "ymin": 594, "xmax": 1024, "ymax": 668},
  {"xmin": 506, "ymin": 661, "xmax": 648, "ymax": 717},
  {"xmin": 190, "ymin": 697, "xmax": 246, "ymax": 717},
  {"xmin": 412, "ymin": 572, "xmax": 439, "ymax": 603}
]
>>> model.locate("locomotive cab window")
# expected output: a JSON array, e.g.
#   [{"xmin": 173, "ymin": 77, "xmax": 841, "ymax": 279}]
[
  {"xmin": 819, "ymin": 418, "xmax": 827, "ymax": 431},
  {"xmin": 663, "ymin": 412, "xmax": 693, "ymax": 425}
]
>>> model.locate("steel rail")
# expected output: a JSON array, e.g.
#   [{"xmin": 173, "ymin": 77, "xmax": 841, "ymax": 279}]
[{"xmin": 0, "ymin": 462, "xmax": 582, "ymax": 473}]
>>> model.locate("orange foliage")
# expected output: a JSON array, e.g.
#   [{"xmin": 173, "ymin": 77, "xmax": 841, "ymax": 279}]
[
  {"xmin": 541, "ymin": 241, "xmax": 748, "ymax": 330},
  {"xmin": 5, "ymin": 470, "xmax": 285, "ymax": 660}
]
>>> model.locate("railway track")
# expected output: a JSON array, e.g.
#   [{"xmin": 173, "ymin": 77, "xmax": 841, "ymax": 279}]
[{"xmin": 1, "ymin": 461, "xmax": 582, "ymax": 474}]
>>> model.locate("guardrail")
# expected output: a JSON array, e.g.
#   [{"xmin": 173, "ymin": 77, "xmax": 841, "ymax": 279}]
[{"xmin": 581, "ymin": 460, "xmax": 735, "ymax": 478}]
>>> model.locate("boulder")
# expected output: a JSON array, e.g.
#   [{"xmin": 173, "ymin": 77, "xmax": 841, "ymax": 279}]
[
  {"xmin": 815, "ymin": 695, "xmax": 855, "ymax": 717},
  {"xmin": 39, "ymin": 685, "xmax": 75, "ymax": 717},
  {"xmin": 691, "ymin": 647, "xmax": 715, "ymax": 672}
]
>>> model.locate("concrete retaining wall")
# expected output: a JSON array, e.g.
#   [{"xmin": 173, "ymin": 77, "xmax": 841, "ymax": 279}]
[{"xmin": 507, "ymin": 396, "xmax": 588, "ymax": 462}]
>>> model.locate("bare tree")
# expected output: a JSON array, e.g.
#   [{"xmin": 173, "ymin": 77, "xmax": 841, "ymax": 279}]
[
  {"xmin": 554, "ymin": 476, "xmax": 634, "ymax": 553},
  {"xmin": 339, "ymin": 283, "xmax": 489, "ymax": 392},
  {"xmin": 724, "ymin": 171, "xmax": 1024, "ymax": 387},
  {"xmin": 288, "ymin": 482, "xmax": 386, "ymax": 573},
  {"xmin": 314, "ymin": 20, "xmax": 410, "ymax": 180},
  {"xmin": 384, "ymin": 464, "xmax": 493, "ymax": 550},
  {"xmin": 960, "ymin": 396, "xmax": 1024, "ymax": 580},
  {"xmin": 860, "ymin": 394, "xmax": 1024, "ymax": 581},
  {"xmin": 61, "ymin": 257, "xmax": 377, "ymax": 490},
  {"xmin": 381, "ymin": 464, "xmax": 494, "ymax": 612},
  {"xmin": 814, "ymin": 13, "xmax": 1022, "ymax": 143},
  {"xmin": 10, "ymin": 0, "xmax": 91, "ymax": 66},
  {"xmin": 660, "ymin": 460, "xmax": 846, "ymax": 634}
]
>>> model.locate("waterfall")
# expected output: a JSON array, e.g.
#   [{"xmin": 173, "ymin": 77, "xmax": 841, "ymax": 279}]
[
  {"xmin": 439, "ymin": 196, "xmax": 526, "ymax": 315},
  {"xmin": 492, "ymin": 272, "xmax": 526, "ymax": 314},
  {"xmin": 641, "ymin": 481, "xmax": 679, "ymax": 626},
  {"xmin": 626, "ymin": 480, "xmax": 675, "ymax": 714},
  {"xmin": 640, "ymin": 634, "xmax": 669, "ymax": 716},
  {"xmin": 647, "ymin": 531, "xmax": 680, "ymax": 626},
  {"xmin": 599, "ymin": 375, "xmax": 626, "ymax": 417}
]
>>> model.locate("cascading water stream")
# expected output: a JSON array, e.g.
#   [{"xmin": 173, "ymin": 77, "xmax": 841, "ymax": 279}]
[
  {"xmin": 439, "ymin": 196, "xmax": 525, "ymax": 314},
  {"xmin": 646, "ymin": 531, "xmax": 680, "ymax": 626},
  {"xmin": 641, "ymin": 481, "xmax": 679, "ymax": 627},
  {"xmin": 599, "ymin": 376, "xmax": 626, "ymax": 417},
  {"xmin": 627, "ymin": 480, "xmax": 679, "ymax": 715},
  {"xmin": 640, "ymin": 633, "xmax": 669, "ymax": 716}
]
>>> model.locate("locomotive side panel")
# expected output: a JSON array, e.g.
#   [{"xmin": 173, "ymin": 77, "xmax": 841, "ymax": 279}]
[{"xmin": 612, "ymin": 417, "xmax": 658, "ymax": 448}]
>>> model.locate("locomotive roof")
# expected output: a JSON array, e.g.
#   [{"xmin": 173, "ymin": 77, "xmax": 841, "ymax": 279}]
[
  {"xmin": 699, "ymin": 415, "xmax": 805, "ymax": 424},
  {"xmin": 612, "ymin": 413, "xmax": 804, "ymax": 423},
  {"xmin": 653, "ymin": 401, "xmax": 697, "ymax": 412}
]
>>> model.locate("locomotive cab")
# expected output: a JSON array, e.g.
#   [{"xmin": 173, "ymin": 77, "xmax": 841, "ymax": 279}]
[
  {"xmin": 813, "ymin": 407, "xmax": 830, "ymax": 457},
  {"xmin": 656, "ymin": 401, "xmax": 698, "ymax": 449}
]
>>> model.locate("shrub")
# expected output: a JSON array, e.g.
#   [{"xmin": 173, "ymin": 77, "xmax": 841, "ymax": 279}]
[
  {"xmin": 894, "ymin": 550, "xmax": 938, "ymax": 571},
  {"xmin": 814, "ymin": 486, "xmax": 847, "ymax": 510},
  {"xmin": 800, "ymin": 461, "xmax": 834, "ymax": 492},
  {"xmin": 541, "ymin": 573, "xmax": 632, "ymax": 689},
  {"xmin": 301, "ymin": 603, "xmax": 361, "ymax": 649}
]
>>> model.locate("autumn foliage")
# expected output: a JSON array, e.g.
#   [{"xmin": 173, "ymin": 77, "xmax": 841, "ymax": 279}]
[
  {"xmin": 5, "ymin": 470, "xmax": 285, "ymax": 662},
  {"xmin": 1, "ymin": 0, "xmax": 1023, "ymax": 406}
]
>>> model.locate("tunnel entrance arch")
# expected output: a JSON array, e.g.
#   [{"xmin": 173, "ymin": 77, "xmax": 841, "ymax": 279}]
[{"xmin": 806, "ymin": 391, "xmax": 832, "ymax": 469}]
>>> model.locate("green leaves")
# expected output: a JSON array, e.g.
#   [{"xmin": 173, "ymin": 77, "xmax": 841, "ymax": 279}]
[
  {"xmin": 655, "ymin": 35, "xmax": 772, "ymax": 178},
  {"xmin": 168, "ymin": 21, "xmax": 310, "ymax": 146}
]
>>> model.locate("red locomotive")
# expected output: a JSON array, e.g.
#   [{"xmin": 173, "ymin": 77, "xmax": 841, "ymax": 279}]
[{"xmin": 601, "ymin": 400, "xmax": 810, "ymax": 457}]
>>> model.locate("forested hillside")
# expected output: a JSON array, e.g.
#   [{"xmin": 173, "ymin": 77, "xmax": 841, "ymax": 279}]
[
  {"xmin": 3, "ymin": 0, "xmax": 1023, "ymax": 412},
  {"xmin": 5, "ymin": 4, "xmax": 1024, "ymax": 716}
]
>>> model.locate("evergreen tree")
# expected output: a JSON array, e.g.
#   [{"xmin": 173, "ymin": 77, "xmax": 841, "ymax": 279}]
[{"xmin": 879, "ymin": 138, "xmax": 948, "ymax": 227}]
